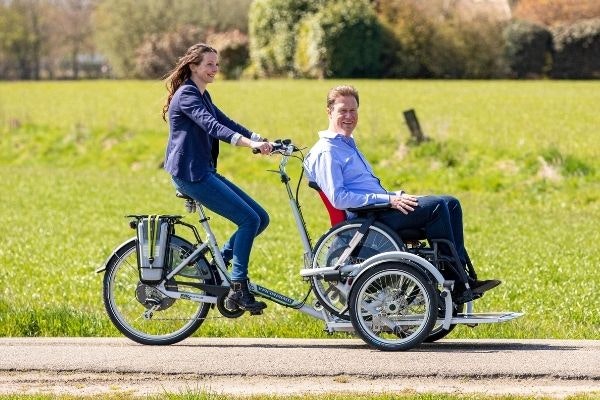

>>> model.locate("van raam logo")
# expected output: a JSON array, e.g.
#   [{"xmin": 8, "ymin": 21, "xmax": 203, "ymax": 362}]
[{"xmin": 256, "ymin": 285, "xmax": 294, "ymax": 305}]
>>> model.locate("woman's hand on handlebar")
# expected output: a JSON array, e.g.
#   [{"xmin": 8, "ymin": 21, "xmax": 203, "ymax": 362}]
[{"xmin": 250, "ymin": 140, "xmax": 273, "ymax": 155}]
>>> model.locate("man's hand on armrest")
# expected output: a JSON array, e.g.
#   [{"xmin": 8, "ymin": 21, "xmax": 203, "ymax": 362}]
[{"xmin": 390, "ymin": 193, "xmax": 419, "ymax": 215}]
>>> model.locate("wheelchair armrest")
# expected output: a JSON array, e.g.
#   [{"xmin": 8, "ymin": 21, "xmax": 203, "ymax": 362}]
[{"xmin": 347, "ymin": 203, "xmax": 391, "ymax": 213}]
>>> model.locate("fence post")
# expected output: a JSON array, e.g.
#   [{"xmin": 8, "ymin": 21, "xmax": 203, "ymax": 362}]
[{"xmin": 403, "ymin": 109, "xmax": 428, "ymax": 144}]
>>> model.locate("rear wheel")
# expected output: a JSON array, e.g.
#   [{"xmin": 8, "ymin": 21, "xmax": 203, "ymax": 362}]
[
  {"xmin": 103, "ymin": 236, "xmax": 213, "ymax": 345},
  {"xmin": 311, "ymin": 221, "xmax": 403, "ymax": 319},
  {"xmin": 348, "ymin": 263, "xmax": 437, "ymax": 351}
]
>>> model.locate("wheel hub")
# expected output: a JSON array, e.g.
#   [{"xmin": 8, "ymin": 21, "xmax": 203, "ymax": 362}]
[
  {"xmin": 135, "ymin": 282, "xmax": 175, "ymax": 311},
  {"xmin": 383, "ymin": 300, "xmax": 402, "ymax": 314}
]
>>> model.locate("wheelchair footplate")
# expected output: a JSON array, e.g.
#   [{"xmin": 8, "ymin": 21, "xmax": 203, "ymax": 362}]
[{"xmin": 450, "ymin": 311, "xmax": 524, "ymax": 326}]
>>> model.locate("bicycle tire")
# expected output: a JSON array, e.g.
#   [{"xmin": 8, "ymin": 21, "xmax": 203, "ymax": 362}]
[
  {"xmin": 348, "ymin": 262, "xmax": 437, "ymax": 351},
  {"xmin": 103, "ymin": 235, "xmax": 213, "ymax": 345}
]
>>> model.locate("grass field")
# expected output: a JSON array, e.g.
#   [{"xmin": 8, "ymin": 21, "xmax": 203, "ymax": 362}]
[{"xmin": 0, "ymin": 79, "xmax": 598, "ymax": 340}]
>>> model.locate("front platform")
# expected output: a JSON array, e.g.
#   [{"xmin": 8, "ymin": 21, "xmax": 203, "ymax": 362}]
[{"xmin": 451, "ymin": 311, "xmax": 524, "ymax": 325}]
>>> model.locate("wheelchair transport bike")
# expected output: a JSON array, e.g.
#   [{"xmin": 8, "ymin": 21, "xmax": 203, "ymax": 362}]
[{"xmin": 97, "ymin": 139, "xmax": 522, "ymax": 351}]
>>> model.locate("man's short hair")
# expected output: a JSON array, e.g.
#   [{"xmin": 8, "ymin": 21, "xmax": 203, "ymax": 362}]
[{"xmin": 327, "ymin": 85, "xmax": 359, "ymax": 110}]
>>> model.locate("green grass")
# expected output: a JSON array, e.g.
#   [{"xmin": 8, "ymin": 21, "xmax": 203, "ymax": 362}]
[{"xmin": 0, "ymin": 80, "xmax": 599, "ymax": 339}]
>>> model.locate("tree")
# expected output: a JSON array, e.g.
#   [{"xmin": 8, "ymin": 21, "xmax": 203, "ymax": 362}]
[
  {"xmin": 376, "ymin": 0, "xmax": 437, "ymax": 77},
  {"xmin": 294, "ymin": 0, "xmax": 383, "ymax": 78},
  {"xmin": 93, "ymin": 0, "xmax": 252, "ymax": 78},
  {"xmin": 54, "ymin": 0, "xmax": 98, "ymax": 79},
  {"xmin": 514, "ymin": 0, "xmax": 600, "ymax": 27},
  {"xmin": 0, "ymin": 0, "xmax": 48, "ymax": 79},
  {"xmin": 248, "ymin": 0, "xmax": 321, "ymax": 77}
]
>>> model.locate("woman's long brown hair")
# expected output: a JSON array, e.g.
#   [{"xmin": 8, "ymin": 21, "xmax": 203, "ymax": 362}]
[{"xmin": 162, "ymin": 43, "xmax": 218, "ymax": 121}]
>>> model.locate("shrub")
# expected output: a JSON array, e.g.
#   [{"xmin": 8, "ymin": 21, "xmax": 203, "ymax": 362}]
[
  {"xmin": 293, "ymin": 0, "xmax": 383, "ymax": 78},
  {"xmin": 503, "ymin": 20, "xmax": 553, "ymax": 78},
  {"xmin": 207, "ymin": 30, "xmax": 249, "ymax": 80},
  {"xmin": 551, "ymin": 18, "xmax": 600, "ymax": 78},
  {"xmin": 134, "ymin": 25, "xmax": 203, "ymax": 79},
  {"xmin": 375, "ymin": 0, "xmax": 510, "ymax": 78},
  {"xmin": 376, "ymin": 0, "xmax": 436, "ymax": 78},
  {"xmin": 421, "ymin": 16, "xmax": 508, "ymax": 78},
  {"xmin": 540, "ymin": 146, "xmax": 594, "ymax": 177},
  {"xmin": 248, "ymin": 0, "xmax": 320, "ymax": 77}
]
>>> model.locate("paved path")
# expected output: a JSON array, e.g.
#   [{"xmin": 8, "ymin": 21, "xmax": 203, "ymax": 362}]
[{"xmin": 1, "ymin": 338, "xmax": 599, "ymax": 397}]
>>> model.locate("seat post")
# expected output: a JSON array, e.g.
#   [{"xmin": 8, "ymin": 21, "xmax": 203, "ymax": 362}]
[
  {"xmin": 175, "ymin": 191, "xmax": 225, "ymax": 270},
  {"xmin": 193, "ymin": 202, "xmax": 226, "ymax": 268}
]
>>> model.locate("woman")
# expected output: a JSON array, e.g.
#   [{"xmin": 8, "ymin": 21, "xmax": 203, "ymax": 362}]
[{"xmin": 162, "ymin": 43, "xmax": 271, "ymax": 313}]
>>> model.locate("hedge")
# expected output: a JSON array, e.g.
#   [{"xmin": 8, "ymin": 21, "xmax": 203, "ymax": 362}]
[
  {"xmin": 551, "ymin": 18, "xmax": 600, "ymax": 78},
  {"xmin": 503, "ymin": 20, "xmax": 552, "ymax": 78}
]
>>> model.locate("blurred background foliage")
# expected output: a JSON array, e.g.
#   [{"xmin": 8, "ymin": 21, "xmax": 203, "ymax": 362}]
[{"xmin": 0, "ymin": 0, "xmax": 599, "ymax": 81}]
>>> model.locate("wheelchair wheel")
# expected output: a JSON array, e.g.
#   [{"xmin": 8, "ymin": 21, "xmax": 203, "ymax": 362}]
[
  {"xmin": 311, "ymin": 220, "xmax": 403, "ymax": 319},
  {"xmin": 103, "ymin": 235, "xmax": 213, "ymax": 345},
  {"xmin": 425, "ymin": 301, "xmax": 464, "ymax": 342},
  {"xmin": 348, "ymin": 262, "xmax": 437, "ymax": 351}
]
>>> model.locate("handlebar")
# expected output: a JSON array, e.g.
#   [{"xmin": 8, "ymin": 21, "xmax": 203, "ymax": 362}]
[{"xmin": 251, "ymin": 139, "xmax": 300, "ymax": 155}]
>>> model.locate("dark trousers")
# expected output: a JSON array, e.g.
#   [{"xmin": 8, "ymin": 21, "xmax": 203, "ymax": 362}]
[
  {"xmin": 172, "ymin": 173, "xmax": 269, "ymax": 281},
  {"xmin": 376, "ymin": 195, "xmax": 467, "ymax": 266}
]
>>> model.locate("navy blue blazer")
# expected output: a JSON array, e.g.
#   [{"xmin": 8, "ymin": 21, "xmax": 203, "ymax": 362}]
[{"xmin": 164, "ymin": 79, "xmax": 254, "ymax": 181}]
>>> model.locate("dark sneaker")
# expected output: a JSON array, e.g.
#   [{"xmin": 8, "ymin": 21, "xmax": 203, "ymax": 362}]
[{"xmin": 472, "ymin": 279, "xmax": 502, "ymax": 294}]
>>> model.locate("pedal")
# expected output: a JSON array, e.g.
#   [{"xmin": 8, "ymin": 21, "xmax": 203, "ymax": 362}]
[{"xmin": 249, "ymin": 310, "xmax": 263, "ymax": 316}]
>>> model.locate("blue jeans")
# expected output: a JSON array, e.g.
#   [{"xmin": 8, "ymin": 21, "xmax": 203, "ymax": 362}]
[
  {"xmin": 171, "ymin": 173, "xmax": 269, "ymax": 281},
  {"xmin": 376, "ymin": 195, "xmax": 467, "ymax": 265}
]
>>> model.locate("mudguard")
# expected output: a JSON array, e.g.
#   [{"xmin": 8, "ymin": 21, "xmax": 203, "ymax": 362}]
[{"xmin": 95, "ymin": 237, "xmax": 137, "ymax": 274}]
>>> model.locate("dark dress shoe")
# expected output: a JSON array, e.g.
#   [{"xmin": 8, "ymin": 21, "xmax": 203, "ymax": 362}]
[{"xmin": 472, "ymin": 279, "xmax": 502, "ymax": 294}]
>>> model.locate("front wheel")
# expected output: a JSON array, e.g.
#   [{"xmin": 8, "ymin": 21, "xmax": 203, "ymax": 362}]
[
  {"xmin": 103, "ymin": 236, "xmax": 213, "ymax": 345},
  {"xmin": 348, "ymin": 263, "xmax": 437, "ymax": 351}
]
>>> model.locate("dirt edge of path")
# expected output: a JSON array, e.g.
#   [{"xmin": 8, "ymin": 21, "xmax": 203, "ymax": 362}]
[{"xmin": 1, "ymin": 371, "xmax": 599, "ymax": 399}]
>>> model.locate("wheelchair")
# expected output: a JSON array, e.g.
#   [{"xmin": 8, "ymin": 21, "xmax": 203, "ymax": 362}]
[{"xmin": 308, "ymin": 182, "xmax": 481, "ymax": 342}]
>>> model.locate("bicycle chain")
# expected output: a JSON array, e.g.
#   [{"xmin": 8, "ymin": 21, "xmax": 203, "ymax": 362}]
[{"xmin": 143, "ymin": 315, "xmax": 230, "ymax": 321}]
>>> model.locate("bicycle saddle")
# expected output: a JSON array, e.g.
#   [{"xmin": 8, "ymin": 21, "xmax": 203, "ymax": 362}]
[{"xmin": 175, "ymin": 191, "xmax": 193, "ymax": 201}]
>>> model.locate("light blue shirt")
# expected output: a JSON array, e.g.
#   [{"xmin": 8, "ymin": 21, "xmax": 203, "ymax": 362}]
[{"xmin": 304, "ymin": 130, "xmax": 395, "ymax": 211}]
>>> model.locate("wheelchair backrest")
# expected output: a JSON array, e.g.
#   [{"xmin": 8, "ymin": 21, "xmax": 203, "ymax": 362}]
[{"xmin": 308, "ymin": 181, "xmax": 347, "ymax": 226}]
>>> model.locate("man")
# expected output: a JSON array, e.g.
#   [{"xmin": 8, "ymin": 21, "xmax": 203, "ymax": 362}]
[{"xmin": 304, "ymin": 85, "xmax": 500, "ymax": 300}]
